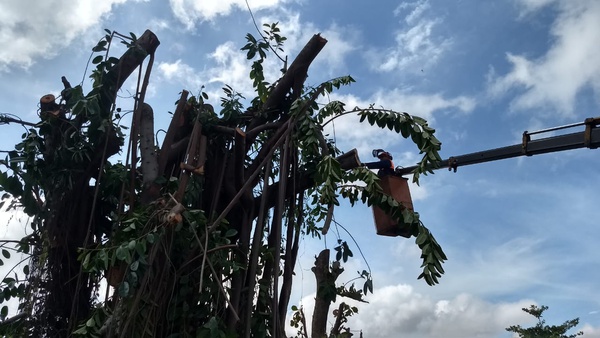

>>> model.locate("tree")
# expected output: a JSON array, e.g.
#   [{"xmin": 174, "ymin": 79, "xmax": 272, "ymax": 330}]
[
  {"xmin": 0, "ymin": 26, "xmax": 446, "ymax": 337},
  {"xmin": 506, "ymin": 305, "xmax": 584, "ymax": 338}
]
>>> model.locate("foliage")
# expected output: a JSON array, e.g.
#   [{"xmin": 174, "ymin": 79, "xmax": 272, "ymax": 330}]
[
  {"xmin": 506, "ymin": 305, "xmax": 584, "ymax": 338},
  {"xmin": 0, "ymin": 24, "xmax": 447, "ymax": 337}
]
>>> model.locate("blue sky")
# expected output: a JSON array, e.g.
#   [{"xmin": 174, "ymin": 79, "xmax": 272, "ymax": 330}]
[{"xmin": 1, "ymin": 0, "xmax": 600, "ymax": 337}]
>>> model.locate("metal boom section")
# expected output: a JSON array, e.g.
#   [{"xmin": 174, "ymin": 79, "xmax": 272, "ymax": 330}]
[{"xmin": 396, "ymin": 117, "xmax": 600, "ymax": 176}]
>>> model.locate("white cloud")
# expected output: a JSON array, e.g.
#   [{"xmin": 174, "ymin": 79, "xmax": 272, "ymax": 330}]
[
  {"xmin": 0, "ymin": 208, "xmax": 32, "ymax": 318},
  {"xmin": 371, "ymin": 89, "xmax": 476, "ymax": 121},
  {"xmin": 395, "ymin": 0, "xmax": 431, "ymax": 25},
  {"xmin": 156, "ymin": 41, "xmax": 259, "ymax": 99},
  {"xmin": 316, "ymin": 25, "xmax": 357, "ymax": 75},
  {"xmin": 488, "ymin": 0, "xmax": 600, "ymax": 117},
  {"xmin": 291, "ymin": 284, "xmax": 536, "ymax": 338},
  {"xmin": 516, "ymin": 0, "xmax": 558, "ymax": 14},
  {"xmin": 320, "ymin": 90, "xmax": 474, "ymax": 175},
  {"xmin": 206, "ymin": 41, "xmax": 255, "ymax": 94},
  {"xmin": 169, "ymin": 0, "xmax": 282, "ymax": 29},
  {"xmin": 0, "ymin": 0, "xmax": 128, "ymax": 71},
  {"xmin": 157, "ymin": 59, "xmax": 206, "ymax": 91},
  {"xmin": 367, "ymin": 0, "xmax": 452, "ymax": 74},
  {"xmin": 581, "ymin": 324, "xmax": 600, "ymax": 338},
  {"xmin": 257, "ymin": 10, "xmax": 359, "ymax": 76},
  {"xmin": 156, "ymin": 10, "xmax": 360, "ymax": 104}
]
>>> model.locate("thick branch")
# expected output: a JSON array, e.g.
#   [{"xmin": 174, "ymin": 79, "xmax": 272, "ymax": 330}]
[
  {"xmin": 263, "ymin": 34, "xmax": 327, "ymax": 112},
  {"xmin": 243, "ymin": 160, "xmax": 272, "ymax": 338},
  {"xmin": 139, "ymin": 103, "xmax": 158, "ymax": 186},
  {"xmin": 252, "ymin": 149, "xmax": 361, "ymax": 213},
  {"xmin": 158, "ymin": 90, "xmax": 189, "ymax": 176},
  {"xmin": 270, "ymin": 135, "xmax": 291, "ymax": 336},
  {"xmin": 311, "ymin": 249, "xmax": 343, "ymax": 338},
  {"xmin": 175, "ymin": 121, "xmax": 202, "ymax": 202},
  {"xmin": 278, "ymin": 188, "xmax": 302, "ymax": 326},
  {"xmin": 245, "ymin": 34, "xmax": 327, "ymax": 144},
  {"xmin": 245, "ymin": 121, "xmax": 285, "ymax": 139},
  {"xmin": 246, "ymin": 117, "xmax": 291, "ymax": 179},
  {"xmin": 234, "ymin": 128, "xmax": 246, "ymax": 190},
  {"xmin": 106, "ymin": 30, "xmax": 160, "ymax": 92}
]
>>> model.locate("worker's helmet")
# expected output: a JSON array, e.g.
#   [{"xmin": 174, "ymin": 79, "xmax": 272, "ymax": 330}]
[{"xmin": 372, "ymin": 149, "xmax": 393, "ymax": 160}]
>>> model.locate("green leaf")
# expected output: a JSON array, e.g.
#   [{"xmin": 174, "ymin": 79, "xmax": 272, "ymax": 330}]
[
  {"xmin": 146, "ymin": 233, "xmax": 155, "ymax": 244},
  {"xmin": 416, "ymin": 231, "xmax": 428, "ymax": 246},
  {"xmin": 82, "ymin": 252, "xmax": 91, "ymax": 269},
  {"xmin": 116, "ymin": 246, "xmax": 127, "ymax": 261},
  {"xmin": 118, "ymin": 281, "xmax": 130, "ymax": 297},
  {"xmin": 86, "ymin": 317, "xmax": 96, "ymax": 327},
  {"xmin": 92, "ymin": 41, "xmax": 107, "ymax": 52},
  {"xmin": 92, "ymin": 55, "xmax": 104, "ymax": 64},
  {"xmin": 98, "ymin": 250, "xmax": 109, "ymax": 270}
]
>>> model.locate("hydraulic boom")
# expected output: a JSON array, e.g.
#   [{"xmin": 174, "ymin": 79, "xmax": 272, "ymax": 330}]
[{"xmin": 396, "ymin": 117, "xmax": 600, "ymax": 176}]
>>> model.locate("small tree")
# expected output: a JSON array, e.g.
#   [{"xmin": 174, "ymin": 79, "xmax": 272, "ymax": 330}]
[{"xmin": 506, "ymin": 305, "xmax": 584, "ymax": 338}]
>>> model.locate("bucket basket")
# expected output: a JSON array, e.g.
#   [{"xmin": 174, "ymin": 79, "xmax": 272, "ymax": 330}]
[{"xmin": 372, "ymin": 175, "xmax": 413, "ymax": 238}]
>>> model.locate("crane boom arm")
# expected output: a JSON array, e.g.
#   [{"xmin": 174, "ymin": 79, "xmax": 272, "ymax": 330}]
[{"xmin": 396, "ymin": 117, "xmax": 600, "ymax": 176}]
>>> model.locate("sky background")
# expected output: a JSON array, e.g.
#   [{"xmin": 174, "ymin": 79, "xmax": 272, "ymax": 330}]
[{"xmin": 1, "ymin": 0, "xmax": 600, "ymax": 337}]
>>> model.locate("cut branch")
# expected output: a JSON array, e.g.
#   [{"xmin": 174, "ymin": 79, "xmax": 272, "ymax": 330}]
[
  {"xmin": 311, "ymin": 249, "xmax": 343, "ymax": 338},
  {"xmin": 245, "ymin": 34, "xmax": 327, "ymax": 145},
  {"xmin": 139, "ymin": 103, "xmax": 158, "ymax": 186},
  {"xmin": 158, "ymin": 90, "xmax": 189, "ymax": 176},
  {"xmin": 106, "ymin": 30, "xmax": 160, "ymax": 93}
]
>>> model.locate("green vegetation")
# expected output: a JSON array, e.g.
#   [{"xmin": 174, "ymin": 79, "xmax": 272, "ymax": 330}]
[{"xmin": 0, "ymin": 25, "xmax": 445, "ymax": 337}]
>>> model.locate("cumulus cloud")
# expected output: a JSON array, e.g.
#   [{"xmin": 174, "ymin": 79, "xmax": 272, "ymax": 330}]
[
  {"xmin": 206, "ymin": 41, "xmax": 256, "ymax": 93},
  {"xmin": 169, "ymin": 0, "xmax": 281, "ymax": 29},
  {"xmin": 315, "ymin": 88, "xmax": 473, "ymax": 206},
  {"xmin": 581, "ymin": 324, "xmax": 600, "ymax": 338},
  {"xmin": 157, "ymin": 59, "xmax": 206, "ymax": 91},
  {"xmin": 488, "ymin": 0, "xmax": 600, "ymax": 117},
  {"xmin": 289, "ymin": 285, "xmax": 535, "ymax": 338},
  {"xmin": 256, "ymin": 10, "xmax": 359, "ymax": 76},
  {"xmin": 156, "ymin": 41, "xmax": 262, "ymax": 99},
  {"xmin": 321, "ymin": 90, "xmax": 474, "ymax": 159},
  {"xmin": 366, "ymin": 0, "xmax": 452, "ymax": 74},
  {"xmin": 0, "ymin": 0, "xmax": 128, "ymax": 71},
  {"xmin": 156, "ymin": 9, "xmax": 360, "ymax": 102},
  {"xmin": 371, "ymin": 89, "xmax": 476, "ymax": 121}
]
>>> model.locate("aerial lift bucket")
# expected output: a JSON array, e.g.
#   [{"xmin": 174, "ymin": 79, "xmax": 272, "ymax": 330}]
[{"xmin": 372, "ymin": 175, "xmax": 414, "ymax": 238}]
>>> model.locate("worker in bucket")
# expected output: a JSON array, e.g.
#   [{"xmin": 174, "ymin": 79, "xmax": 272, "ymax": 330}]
[{"xmin": 362, "ymin": 149, "xmax": 395, "ymax": 176}]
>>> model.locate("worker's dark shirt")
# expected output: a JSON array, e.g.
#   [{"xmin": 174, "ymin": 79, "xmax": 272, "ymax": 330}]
[{"xmin": 364, "ymin": 159, "xmax": 395, "ymax": 176}]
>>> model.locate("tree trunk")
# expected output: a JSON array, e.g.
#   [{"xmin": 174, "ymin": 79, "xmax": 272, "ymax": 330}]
[
  {"xmin": 37, "ymin": 30, "xmax": 160, "ymax": 337},
  {"xmin": 312, "ymin": 249, "xmax": 330, "ymax": 338}
]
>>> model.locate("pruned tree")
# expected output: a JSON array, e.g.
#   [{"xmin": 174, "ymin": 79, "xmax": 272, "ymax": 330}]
[{"xmin": 0, "ymin": 26, "xmax": 446, "ymax": 337}]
